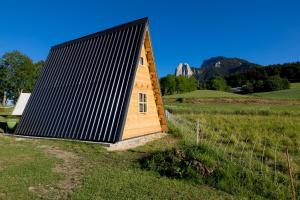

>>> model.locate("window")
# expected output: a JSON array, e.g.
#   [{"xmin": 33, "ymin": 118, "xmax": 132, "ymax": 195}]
[
  {"xmin": 138, "ymin": 93, "xmax": 147, "ymax": 113},
  {"xmin": 139, "ymin": 57, "xmax": 144, "ymax": 65}
]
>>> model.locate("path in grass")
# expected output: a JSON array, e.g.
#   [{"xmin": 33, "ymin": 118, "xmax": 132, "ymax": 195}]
[
  {"xmin": 0, "ymin": 135, "xmax": 60, "ymax": 200},
  {"xmin": 0, "ymin": 135, "xmax": 235, "ymax": 199},
  {"xmin": 28, "ymin": 144, "xmax": 84, "ymax": 199}
]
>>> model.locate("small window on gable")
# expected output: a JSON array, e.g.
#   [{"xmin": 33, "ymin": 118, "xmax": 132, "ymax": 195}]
[
  {"xmin": 138, "ymin": 93, "xmax": 147, "ymax": 113},
  {"xmin": 139, "ymin": 57, "xmax": 144, "ymax": 65}
]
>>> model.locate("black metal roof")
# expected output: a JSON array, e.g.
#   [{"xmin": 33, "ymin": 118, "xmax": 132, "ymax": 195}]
[{"xmin": 15, "ymin": 17, "xmax": 149, "ymax": 143}]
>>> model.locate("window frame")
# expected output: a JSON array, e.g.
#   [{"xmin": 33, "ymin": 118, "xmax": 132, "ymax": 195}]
[
  {"xmin": 139, "ymin": 57, "xmax": 144, "ymax": 66},
  {"xmin": 138, "ymin": 92, "xmax": 147, "ymax": 113}
]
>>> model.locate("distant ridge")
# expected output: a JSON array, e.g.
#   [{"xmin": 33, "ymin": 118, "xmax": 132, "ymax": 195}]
[{"xmin": 193, "ymin": 56, "xmax": 260, "ymax": 81}]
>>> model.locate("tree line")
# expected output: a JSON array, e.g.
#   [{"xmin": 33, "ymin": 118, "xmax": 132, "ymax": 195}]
[
  {"xmin": 160, "ymin": 62, "xmax": 299, "ymax": 95},
  {"xmin": 225, "ymin": 62, "xmax": 300, "ymax": 93},
  {"xmin": 159, "ymin": 75, "xmax": 198, "ymax": 95},
  {"xmin": 0, "ymin": 51, "xmax": 43, "ymax": 105}
]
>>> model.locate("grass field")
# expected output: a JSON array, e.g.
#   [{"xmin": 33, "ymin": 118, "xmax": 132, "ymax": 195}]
[
  {"xmin": 0, "ymin": 85, "xmax": 299, "ymax": 199},
  {"xmin": 0, "ymin": 135, "xmax": 234, "ymax": 200},
  {"xmin": 163, "ymin": 86, "xmax": 300, "ymax": 199},
  {"xmin": 164, "ymin": 89, "xmax": 248, "ymax": 99},
  {"xmin": 252, "ymin": 83, "xmax": 300, "ymax": 100},
  {"xmin": 166, "ymin": 102, "xmax": 300, "ymax": 116}
]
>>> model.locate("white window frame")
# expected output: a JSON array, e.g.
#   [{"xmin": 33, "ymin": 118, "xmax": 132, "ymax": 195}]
[{"xmin": 138, "ymin": 92, "xmax": 147, "ymax": 113}]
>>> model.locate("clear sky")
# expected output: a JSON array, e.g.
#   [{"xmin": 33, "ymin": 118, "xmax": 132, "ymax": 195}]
[{"xmin": 0, "ymin": 0, "xmax": 299, "ymax": 77}]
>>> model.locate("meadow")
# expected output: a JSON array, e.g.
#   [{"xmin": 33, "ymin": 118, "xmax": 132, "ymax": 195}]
[
  {"xmin": 0, "ymin": 135, "xmax": 233, "ymax": 200},
  {"xmin": 0, "ymin": 84, "xmax": 299, "ymax": 199},
  {"xmin": 163, "ymin": 83, "xmax": 300, "ymax": 199},
  {"xmin": 252, "ymin": 83, "xmax": 300, "ymax": 100}
]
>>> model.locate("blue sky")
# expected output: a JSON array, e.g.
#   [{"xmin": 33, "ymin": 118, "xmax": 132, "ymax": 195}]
[{"xmin": 0, "ymin": 0, "xmax": 299, "ymax": 77}]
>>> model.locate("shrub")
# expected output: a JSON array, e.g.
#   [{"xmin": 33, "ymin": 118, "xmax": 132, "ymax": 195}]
[
  {"xmin": 176, "ymin": 97, "xmax": 184, "ymax": 103},
  {"xmin": 242, "ymin": 81, "xmax": 254, "ymax": 93},
  {"xmin": 208, "ymin": 77, "xmax": 229, "ymax": 91},
  {"xmin": 263, "ymin": 76, "xmax": 290, "ymax": 91},
  {"xmin": 253, "ymin": 80, "xmax": 265, "ymax": 92}
]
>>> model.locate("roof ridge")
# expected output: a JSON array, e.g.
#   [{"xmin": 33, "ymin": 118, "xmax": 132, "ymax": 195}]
[{"xmin": 51, "ymin": 17, "xmax": 149, "ymax": 50}]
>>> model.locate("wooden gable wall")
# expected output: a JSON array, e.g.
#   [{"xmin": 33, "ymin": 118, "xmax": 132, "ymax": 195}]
[{"xmin": 122, "ymin": 29, "xmax": 167, "ymax": 140}]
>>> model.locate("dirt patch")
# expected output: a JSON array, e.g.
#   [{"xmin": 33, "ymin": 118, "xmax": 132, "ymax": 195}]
[{"xmin": 29, "ymin": 145, "xmax": 84, "ymax": 199}]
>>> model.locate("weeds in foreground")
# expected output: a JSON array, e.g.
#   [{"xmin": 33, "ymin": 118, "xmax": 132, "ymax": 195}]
[{"xmin": 141, "ymin": 144, "xmax": 290, "ymax": 199}]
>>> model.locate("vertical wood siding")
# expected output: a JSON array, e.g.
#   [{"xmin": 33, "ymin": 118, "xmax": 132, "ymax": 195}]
[{"xmin": 122, "ymin": 44, "xmax": 162, "ymax": 139}]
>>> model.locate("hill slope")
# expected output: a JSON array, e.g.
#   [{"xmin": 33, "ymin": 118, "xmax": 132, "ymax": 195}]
[
  {"xmin": 195, "ymin": 56, "xmax": 260, "ymax": 81},
  {"xmin": 252, "ymin": 83, "xmax": 300, "ymax": 100},
  {"xmin": 164, "ymin": 89, "xmax": 247, "ymax": 99}
]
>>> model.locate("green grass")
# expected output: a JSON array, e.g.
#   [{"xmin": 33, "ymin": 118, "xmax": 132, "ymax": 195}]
[
  {"xmin": 291, "ymin": 83, "xmax": 300, "ymax": 89},
  {"xmin": 164, "ymin": 90, "xmax": 248, "ymax": 99},
  {"xmin": 252, "ymin": 83, "xmax": 300, "ymax": 100},
  {"xmin": 0, "ymin": 106, "xmax": 14, "ymax": 115},
  {"xmin": 166, "ymin": 102, "xmax": 300, "ymax": 116},
  {"xmin": 0, "ymin": 136, "xmax": 60, "ymax": 200},
  {"xmin": 0, "ymin": 135, "xmax": 235, "ymax": 199},
  {"xmin": 163, "ymin": 87, "xmax": 300, "ymax": 199},
  {"xmin": 170, "ymin": 113, "xmax": 300, "ymax": 198},
  {"xmin": 141, "ymin": 144, "xmax": 291, "ymax": 199},
  {"xmin": 1, "ymin": 86, "xmax": 300, "ymax": 199},
  {"xmin": 70, "ymin": 149, "xmax": 232, "ymax": 200}
]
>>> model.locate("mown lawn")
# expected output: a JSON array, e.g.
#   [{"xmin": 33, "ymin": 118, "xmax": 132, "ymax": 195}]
[
  {"xmin": 0, "ymin": 135, "xmax": 235, "ymax": 200},
  {"xmin": 0, "ymin": 136, "xmax": 60, "ymax": 200}
]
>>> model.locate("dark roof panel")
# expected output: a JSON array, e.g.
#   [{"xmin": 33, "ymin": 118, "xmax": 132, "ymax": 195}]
[{"xmin": 15, "ymin": 18, "xmax": 148, "ymax": 143}]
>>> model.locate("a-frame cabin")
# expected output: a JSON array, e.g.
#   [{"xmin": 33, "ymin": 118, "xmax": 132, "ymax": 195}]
[{"xmin": 15, "ymin": 17, "xmax": 167, "ymax": 143}]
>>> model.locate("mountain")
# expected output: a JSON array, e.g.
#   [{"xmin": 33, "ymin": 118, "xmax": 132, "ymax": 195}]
[
  {"xmin": 196, "ymin": 56, "xmax": 260, "ymax": 81},
  {"xmin": 175, "ymin": 63, "xmax": 194, "ymax": 77}
]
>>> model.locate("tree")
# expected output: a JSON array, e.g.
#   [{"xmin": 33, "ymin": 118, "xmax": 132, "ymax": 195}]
[
  {"xmin": 264, "ymin": 76, "xmax": 290, "ymax": 91},
  {"xmin": 225, "ymin": 62, "xmax": 300, "ymax": 88},
  {"xmin": 160, "ymin": 75, "xmax": 198, "ymax": 95},
  {"xmin": 242, "ymin": 81, "xmax": 254, "ymax": 93},
  {"xmin": 253, "ymin": 80, "xmax": 265, "ymax": 92},
  {"xmin": 208, "ymin": 76, "xmax": 229, "ymax": 91},
  {"xmin": 0, "ymin": 51, "xmax": 43, "ymax": 104},
  {"xmin": 186, "ymin": 76, "xmax": 198, "ymax": 92},
  {"xmin": 175, "ymin": 76, "xmax": 188, "ymax": 93},
  {"xmin": 160, "ymin": 75, "xmax": 176, "ymax": 95}
]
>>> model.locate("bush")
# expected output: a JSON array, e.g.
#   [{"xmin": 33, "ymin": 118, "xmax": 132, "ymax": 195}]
[
  {"xmin": 208, "ymin": 77, "xmax": 229, "ymax": 91},
  {"xmin": 253, "ymin": 80, "xmax": 265, "ymax": 92},
  {"xmin": 140, "ymin": 144, "xmax": 289, "ymax": 199},
  {"xmin": 264, "ymin": 76, "xmax": 290, "ymax": 91},
  {"xmin": 242, "ymin": 81, "xmax": 254, "ymax": 93},
  {"xmin": 176, "ymin": 97, "xmax": 184, "ymax": 103}
]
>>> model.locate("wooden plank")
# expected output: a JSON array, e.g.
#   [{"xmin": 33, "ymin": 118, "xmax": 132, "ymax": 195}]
[{"xmin": 122, "ymin": 43, "xmax": 162, "ymax": 139}]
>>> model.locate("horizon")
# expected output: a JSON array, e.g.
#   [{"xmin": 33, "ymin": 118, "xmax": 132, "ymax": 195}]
[{"xmin": 0, "ymin": 0, "xmax": 299, "ymax": 77}]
